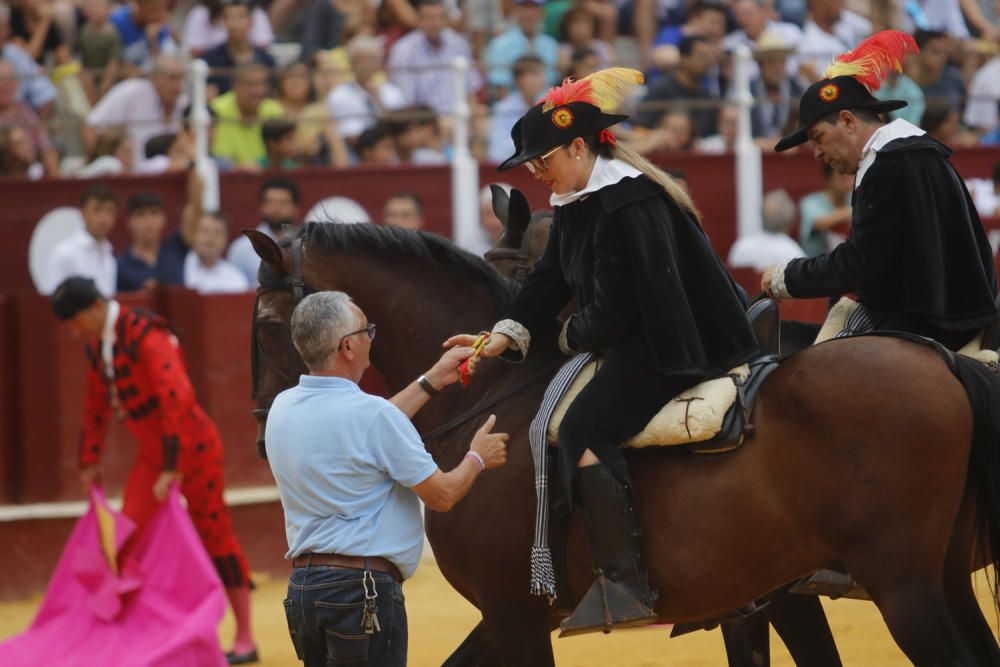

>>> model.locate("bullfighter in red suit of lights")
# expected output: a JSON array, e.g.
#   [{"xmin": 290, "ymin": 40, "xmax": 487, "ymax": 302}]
[{"xmin": 51, "ymin": 276, "xmax": 259, "ymax": 666}]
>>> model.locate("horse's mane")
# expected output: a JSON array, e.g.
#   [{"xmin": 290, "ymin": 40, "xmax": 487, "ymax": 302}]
[{"xmin": 299, "ymin": 222, "xmax": 516, "ymax": 309}]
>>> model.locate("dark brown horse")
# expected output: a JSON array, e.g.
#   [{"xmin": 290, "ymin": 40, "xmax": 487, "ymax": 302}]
[{"xmin": 247, "ymin": 222, "xmax": 1000, "ymax": 666}]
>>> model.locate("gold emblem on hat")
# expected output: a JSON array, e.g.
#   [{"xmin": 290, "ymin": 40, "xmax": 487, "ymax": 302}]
[
  {"xmin": 819, "ymin": 83, "xmax": 840, "ymax": 102},
  {"xmin": 551, "ymin": 107, "xmax": 575, "ymax": 129}
]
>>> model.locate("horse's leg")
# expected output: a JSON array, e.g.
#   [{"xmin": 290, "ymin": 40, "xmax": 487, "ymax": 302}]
[
  {"xmin": 764, "ymin": 590, "xmax": 842, "ymax": 667},
  {"xmin": 479, "ymin": 594, "xmax": 555, "ymax": 667},
  {"xmin": 720, "ymin": 616, "xmax": 769, "ymax": 667},
  {"xmin": 441, "ymin": 620, "xmax": 504, "ymax": 667}
]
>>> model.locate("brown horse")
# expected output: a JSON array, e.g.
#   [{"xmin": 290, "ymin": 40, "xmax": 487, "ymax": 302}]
[{"xmin": 247, "ymin": 221, "xmax": 1000, "ymax": 667}]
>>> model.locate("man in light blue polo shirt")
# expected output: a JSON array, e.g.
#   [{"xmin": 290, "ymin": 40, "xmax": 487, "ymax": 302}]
[{"xmin": 266, "ymin": 291, "xmax": 508, "ymax": 667}]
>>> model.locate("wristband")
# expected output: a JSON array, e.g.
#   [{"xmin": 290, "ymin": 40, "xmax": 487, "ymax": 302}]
[
  {"xmin": 465, "ymin": 451, "xmax": 486, "ymax": 472},
  {"xmin": 417, "ymin": 374, "xmax": 439, "ymax": 396}
]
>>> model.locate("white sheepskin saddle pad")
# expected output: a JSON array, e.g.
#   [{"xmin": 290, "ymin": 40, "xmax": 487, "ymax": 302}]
[
  {"xmin": 547, "ymin": 363, "xmax": 750, "ymax": 448},
  {"xmin": 814, "ymin": 297, "xmax": 999, "ymax": 366}
]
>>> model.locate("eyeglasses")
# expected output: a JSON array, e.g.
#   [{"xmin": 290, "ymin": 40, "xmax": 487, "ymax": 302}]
[
  {"xmin": 339, "ymin": 322, "xmax": 376, "ymax": 348},
  {"xmin": 525, "ymin": 145, "xmax": 566, "ymax": 174}
]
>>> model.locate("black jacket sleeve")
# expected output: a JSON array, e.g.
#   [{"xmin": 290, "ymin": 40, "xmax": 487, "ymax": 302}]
[
  {"xmin": 502, "ymin": 215, "xmax": 573, "ymax": 340},
  {"xmin": 784, "ymin": 157, "xmax": 902, "ymax": 299}
]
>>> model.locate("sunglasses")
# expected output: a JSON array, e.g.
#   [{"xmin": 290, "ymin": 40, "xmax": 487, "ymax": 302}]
[
  {"xmin": 525, "ymin": 145, "xmax": 566, "ymax": 175},
  {"xmin": 339, "ymin": 322, "xmax": 376, "ymax": 348}
]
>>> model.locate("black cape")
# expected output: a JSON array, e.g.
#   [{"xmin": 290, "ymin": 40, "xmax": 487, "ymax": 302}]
[
  {"xmin": 784, "ymin": 135, "xmax": 999, "ymax": 335},
  {"xmin": 504, "ymin": 174, "xmax": 758, "ymax": 377}
]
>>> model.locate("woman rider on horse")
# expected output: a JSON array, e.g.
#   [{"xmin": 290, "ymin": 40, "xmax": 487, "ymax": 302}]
[{"xmin": 447, "ymin": 69, "xmax": 759, "ymax": 636}]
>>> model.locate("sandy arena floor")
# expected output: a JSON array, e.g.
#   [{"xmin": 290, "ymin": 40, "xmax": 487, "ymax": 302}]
[{"xmin": 1, "ymin": 564, "xmax": 998, "ymax": 666}]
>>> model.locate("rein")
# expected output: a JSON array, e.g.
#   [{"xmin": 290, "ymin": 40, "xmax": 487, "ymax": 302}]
[{"xmin": 484, "ymin": 239, "xmax": 532, "ymax": 283}]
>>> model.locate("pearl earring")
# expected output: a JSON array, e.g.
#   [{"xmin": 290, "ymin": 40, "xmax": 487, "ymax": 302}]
[{"xmin": 575, "ymin": 155, "xmax": 581, "ymax": 161}]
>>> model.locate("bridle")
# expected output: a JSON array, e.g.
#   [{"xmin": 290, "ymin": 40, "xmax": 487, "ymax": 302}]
[{"xmin": 483, "ymin": 233, "xmax": 533, "ymax": 283}]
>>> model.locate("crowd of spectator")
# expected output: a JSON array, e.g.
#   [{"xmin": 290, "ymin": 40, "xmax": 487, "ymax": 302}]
[{"xmin": 0, "ymin": 0, "xmax": 998, "ymax": 181}]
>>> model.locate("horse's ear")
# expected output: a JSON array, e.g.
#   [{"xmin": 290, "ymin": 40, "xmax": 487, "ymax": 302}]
[
  {"xmin": 243, "ymin": 229, "xmax": 283, "ymax": 268},
  {"xmin": 490, "ymin": 184, "xmax": 510, "ymax": 227},
  {"xmin": 502, "ymin": 188, "xmax": 532, "ymax": 249}
]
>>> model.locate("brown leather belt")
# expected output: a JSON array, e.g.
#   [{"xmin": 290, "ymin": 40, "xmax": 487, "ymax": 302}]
[{"xmin": 291, "ymin": 553, "xmax": 402, "ymax": 583}]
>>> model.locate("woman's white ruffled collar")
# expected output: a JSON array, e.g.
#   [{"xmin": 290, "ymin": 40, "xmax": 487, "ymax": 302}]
[{"xmin": 549, "ymin": 156, "xmax": 643, "ymax": 207}]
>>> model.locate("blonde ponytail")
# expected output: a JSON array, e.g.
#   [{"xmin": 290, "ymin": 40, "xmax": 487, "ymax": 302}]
[{"xmin": 611, "ymin": 143, "xmax": 702, "ymax": 224}]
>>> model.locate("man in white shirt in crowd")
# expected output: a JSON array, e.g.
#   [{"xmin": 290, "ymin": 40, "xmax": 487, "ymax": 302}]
[
  {"xmin": 487, "ymin": 55, "xmax": 545, "ymax": 164},
  {"xmin": 797, "ymin": 0, "xmax": 871, "ymax": 80},
  {"xmin": 43, "ymin": 185, "xmax": 118, "ymax": 296},
  {"xmin": 227, "ymin": 177, "xmax": 301, "ymax": 286},
  {"xmin": 964, "ymin": 51, "xmax": 1000, "ymax": 137},
  {"xmin": 728, "ymin": 189, "xmax": 806, "ymax": 271},
  {"xmin": 327, "ymin": 35, "xmax": 407, "ymax": 144},
  {"xmin": 184, "ymin": 212, "xmax": 250, "ymax": 294},
  {"xmin": 83, "ymin": 55, "xmax": 188, "ymax": 168},
  {"xmin": 723, "ymin": 0, "xmax": 802, "ymax": 79}
]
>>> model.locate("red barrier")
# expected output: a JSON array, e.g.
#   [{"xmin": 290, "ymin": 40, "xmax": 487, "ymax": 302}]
[{"xmin": 0, "ymin": 296, "xmax": 18, "ymax": 502}]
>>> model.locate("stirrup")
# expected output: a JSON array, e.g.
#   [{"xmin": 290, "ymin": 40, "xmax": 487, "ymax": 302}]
[
  {"xmin": 558, "ymin": 571, "xmax": 657, "ymax": 638},
  {"xmin": 789, "ymin": 569, "xmax": 870, "ymax": 600}
]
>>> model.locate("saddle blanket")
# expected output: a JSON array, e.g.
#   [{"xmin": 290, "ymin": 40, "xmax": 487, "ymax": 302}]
[{"xmin": 547, "ymin": 362, "xmax": 750, "ymax": 448}]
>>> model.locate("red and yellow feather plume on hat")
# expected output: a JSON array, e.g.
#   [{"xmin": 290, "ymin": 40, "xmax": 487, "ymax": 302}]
[
  {"xmin": 824, "ymin": 30, "xmax": 918, "ymax": 92},
  {"xmin": 540, "ymin": 67, "xmax": 645, "ymax": 113}
]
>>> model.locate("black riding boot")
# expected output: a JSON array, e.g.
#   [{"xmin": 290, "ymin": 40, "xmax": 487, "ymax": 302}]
[{"xmin": 559, "ymin": 463, "xmax": 658, "ymax": 637}]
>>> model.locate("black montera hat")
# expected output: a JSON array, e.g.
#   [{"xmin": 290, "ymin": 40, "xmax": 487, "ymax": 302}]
[
  {"xmin": 51, "ymin": 276, "xmax": 104, "ymax": 321},
  {"xmin": 498, "ymin": 101, "xmax": 628, "ymax": 172}
]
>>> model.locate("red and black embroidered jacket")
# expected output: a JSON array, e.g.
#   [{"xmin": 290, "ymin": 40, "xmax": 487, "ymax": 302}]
[{"xmin": 80, "ymin": 306, "xmax": 219, "ymax": 471}]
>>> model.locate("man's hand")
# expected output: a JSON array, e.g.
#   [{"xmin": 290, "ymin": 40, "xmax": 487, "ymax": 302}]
[
  {"xmin": 80, "ymin": 465, "xmax": 102, "ymax": 490},
  {"xmin": 424, "ymin": 346, "xmax": 475, "ymax": 390},
  {"xmin": 153, "ymin": 471, "xmax": 182, "ymax": 501},
  {"xmin": 470, "ymin": 414, "xmax": 508, "ymax": 470}
]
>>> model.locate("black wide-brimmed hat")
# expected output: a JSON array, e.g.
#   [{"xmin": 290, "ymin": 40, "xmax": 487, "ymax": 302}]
[
  {"xmin": 51, "ymin": 276, "xmax": 104, "ymax": 320},
  {"xmin": 773, "ymin": 75, "xmax": 908, "ymax": 152}
]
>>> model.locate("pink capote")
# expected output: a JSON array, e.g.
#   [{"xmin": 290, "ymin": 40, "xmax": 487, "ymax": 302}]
[{"xmin": 0, "ymin": 485, "xmax": 227, "ymax": 667}]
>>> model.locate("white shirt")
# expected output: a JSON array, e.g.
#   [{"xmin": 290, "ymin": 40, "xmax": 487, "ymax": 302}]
[
  {"xmin": 798, "ymin": 12, "xmax": 872, "ymax": 76},
  {"xmin": 86, "ymin": 79, "xmax": 188, "ymax": 167},
  {"xmin": 42, "ymin": 228, "xmax": 117, "ymax": 296},
  {"xmin": 856, "ymin": 118, "xmax": 926, "ymax": 189},
  {"xmin": 728, "ymin": 233, "xmax": 806, "ymax": 271},
  {"xmin": 723, "ymin": 21, "xmax": 803, "ymax": 78},
  {"xmin": 100, "ymin": 299, "xmax": 120, "ymax": 380},
  {"xmin": 181, "ymin": 5, "xmax": 274, "ymax": 53},
  {"xmin": 77, "ymin": 155, "xmax": 125, "ymax": 178},
  {"xmin": 183, "ymin": 251, "xmax": 251, "ymax": 294},
  {"xmin": 963, "ymin": 56, "xmax": 1000, "ymax": 132},
  {"xmin": 326, "ymin": 81, "xmax": 407, "ymax": 139},
  {"xmin": 227, "ymin": 222, "xmax": 277, "ymax": 287}
]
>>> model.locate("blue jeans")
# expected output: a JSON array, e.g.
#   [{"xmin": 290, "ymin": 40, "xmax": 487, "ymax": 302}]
[{"xmin": 284, "ymin": 565, "xmax": 407, "ymax": 666}]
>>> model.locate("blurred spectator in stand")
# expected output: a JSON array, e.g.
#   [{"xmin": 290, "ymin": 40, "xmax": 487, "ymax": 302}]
[
  {"xmin": 136, "ymin": 130, "xmax": 195, "ymax": 174},
  {"xmin": 382, "ymin": 192, "xmax": 425, "ymax": 229},
  {"xmin": 464, "ymin": 0, "xmax": 503, "ymax": 62},
  {"xmin": 908, "ymin": 30, "xmax": 965, "ymax": 111},
  {"xmin": 388, "ymin": 0, "xmax": 481, "ymax": 115},
  {"xmin": 78, "ymin": 126, "xmax": 133, "ymax": 176},
  {"xmin": 697, "ymin": 101, "xmax": 737, "ymax": 153},
  {"xmin": 200, "ymin": 0, "xmax": 276, "ymax": 99},
  {"xmin": 117, "ymin": 171, "xmax": 201, "ymax": 292},
  {"xmin": 749, "ymin": 31, "xmax": 804, "ymax": 142},
  {"xmin": 487, "ymin": 54, "xmax": 545, "ymax": 164},
  {"xmin": 299, "ymin": 0, "xmax": 346, "ymax": 63},
  {"xmin": 798, "ymin": 162, "xmax": 853, "ymax": 258},
  {"xmin": 627, "ymin": 108, "xmax": 697, "ymax": 154},
  {"xmin": 921, "ymin": 101, "xmax": 977, "ymax": 146},
  {"xmin": 42, "ymin": 185, "xmax": 118, "ymax": 295},
  {"xmin": 0, "ymin": 3, "xmax": 58, "ymax": 117},
  {"xmin": 621, "ymin": 0, "xmax": 688, "ymax": 71},
  {"xmin": 485, "ymin": 0, "xmax": 559, "ymax": 94},
  {"xmin": 387, "ymin": 104, "xmax": 447, "ymax": 164},
  {"xmin": 723, "ymin": 0, "xmax": 802, "ymax": 78},
  {"xmin": 0, "ymin": 59, "xmax": 58, "ymax": 175},
  {"xmin": 557, "ymin": 7, "xmax": 614, "ymax": 74},
  {"xmin": 796, "ymin": 0, "xmax": 871, "ymax": 80},
  {"xmin": 260, "ymin": 118, "xmax": 301, "ymax": 169},
  {"xmin": 728, "ymin": 189, "xmax": 805, "ymax": 271},
  {"xmin": 210, "ymin": 63, "xmax": 285, "ymax": 168},
  {"xmin": 84, "ymin": 54, "xmax": 187, "ymax": 167},
  {"xmin": 276, "ymin": 62, "xmax": 350, "ymax": 166},
  {"xmin": 900, "ymin": 0, "xmax": 970, "ymax": 38},
  {"xmin": 964, "ymin": 49, "xmax": 1000, "ymax": 136},
  {"xmin": 564, "ymin": 46, "xmax": 602, "ymax": 79},
  {"xmin": 355, "ymin": 121, "xmax": 399, "ymax": 164},
  {"xmin": 637, "ymin": 36, "xmax": 719, "ymax": 138},
  {"xmin": 982, "ymin": 102, "xmax": 1000, "ymax": 145},
  {"xmin": 10, "ymin": 0, "xmax": 73, "ymax": 64},
  {"xmin": 182, "ymin": 0, "xmax": 273, "ymax": 56},
  {"xmin": 651, "ymin": 1, "xmax": 727, "ymax": 73},
  {"xmin": 328, "ymin": 35, "xmax": 406, "ymax": 145},
  {"xmin": 111, "ymin": 0, "xmax": 178, "ymax": 75},
  {"xmin": 76, "ymin": 0, "xmax": 121, "ymax": 105},
  {"xmin": 875, "ymin": 68, "xmax": 926, "ymax": 126},
  {"xmin": 184, "ymin": 212, "xmax": 250, "ymax": 294},
  {"xmin": 227, "ymin": 176, "xmax": 301, "ymax": 286},
  {"xmin": 0, "ymin": 126, "xmax": 44, "ymax": 178}
]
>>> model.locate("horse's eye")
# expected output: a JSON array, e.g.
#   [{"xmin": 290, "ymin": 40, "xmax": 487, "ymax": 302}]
[{"xmin": 257, "ymin": 320, "xmax": 283, "ymax": 335}]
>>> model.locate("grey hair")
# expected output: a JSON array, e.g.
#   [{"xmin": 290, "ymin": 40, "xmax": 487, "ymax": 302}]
[
  {"xmin": 346, "ymin": 35, "xmax": 385, "ymax": 60},
  {"xmin": 762, "ymin": 189, "xmax": 796, "ymax": 233},
  {"xmin": 290, "ymin": 291, "xmax": 359, "ymax": 370}
]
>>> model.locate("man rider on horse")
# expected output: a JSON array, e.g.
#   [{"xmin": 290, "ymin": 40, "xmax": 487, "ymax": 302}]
[{"xmin": 762, "ymin": 31, "xmax": 999, "ymax": 349}]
